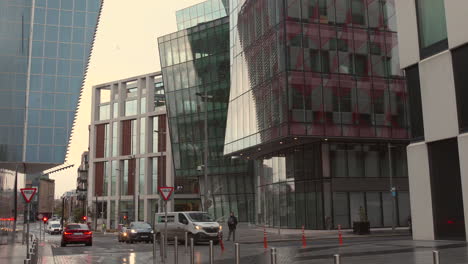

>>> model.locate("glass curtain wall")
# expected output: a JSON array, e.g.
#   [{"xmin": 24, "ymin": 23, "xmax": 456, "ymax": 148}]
[
  {"xmin": 225, "ymin": 0, "xmax": 408, "ymax": 155},
  {"xmin": 158, "ymin": 14, "xmax": 255, "ymax": 222},
  {"xmin": 256, "ymin": 142, "xmax": 410, "ymax": 229}
]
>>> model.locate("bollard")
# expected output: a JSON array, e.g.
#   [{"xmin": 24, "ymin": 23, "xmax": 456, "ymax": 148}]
[
  {"xmin": 184, "ymin": 232, "xmax": 188, "ymax": 254},
  {"xmin": 235, "ymin": 243, "xmax": 240, "ymax": 264},
  {"xmin": 174, "ymin": 236, "xmax": 178, "ymax": 264},
  {"xmin": 152, "ymin": 233, "xmax": 157, "ymax": 264},
  {"xmin": 433, "ymin": 251, "xmax": 440, "ymax": 264},
  {"xmin": 334, "ymin": 254, "xmax": 341, "ymax": 264},
  {"xmin": 209, "ymin": 240, "xmax": 214, "ymax": 264},
  {"xmin": 24, "ymin": 259, "xmax": 30, "ymax": 264},
  {"xmin": 190, "ymin": 238, "xmax": 194, "ymax": 264},
  {"xmin": 263, "ymin": 226, "xmax": 268, "ymax": 249},
  {"xmin": 270, "ymin": 248, "xmax": 277, "ymax": 264}
]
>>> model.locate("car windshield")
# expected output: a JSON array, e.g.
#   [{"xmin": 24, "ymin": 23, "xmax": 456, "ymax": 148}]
[
  {"xmin": 131, "ymin": 222, "xmax": 151, "ymax": 229},
  {"xmin": 188, "ymin": 213, "xmax": 213, "ymax": 222},
  {"xmin": 67, "ymin": 224, "xmax": 88, "ymax": 230},
  {"xmin": 51, "ymin": 224, "xmax": 60, "ymax": 228}
]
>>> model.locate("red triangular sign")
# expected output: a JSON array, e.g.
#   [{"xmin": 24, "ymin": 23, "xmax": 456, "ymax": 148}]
[
  {"xmin": 20, "ymin": 188, "xmax": 37, "ymax": 203},
  {"xmin": 158, "ymin": 187, "xmax": 174, "ymax": 201}
]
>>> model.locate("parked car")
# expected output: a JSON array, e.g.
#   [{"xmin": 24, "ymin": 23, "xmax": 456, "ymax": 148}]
[
  {"xmin": 124, "ymin": 222, "xmax": 154, "ymax": 243},
  {"xmin": 61, "ymin": 223, "xmax": 92, "ymax": 247},
  {"xmin": 47, "ymin": 221, "xmax": 62, "ymax": 235},
  {"xmin": 154, "ymin": 211, "xmax": 222, "ymax": 244},
  {"xmin": 118, "ymin": 226, "xmax": 128, "ymax": 242}
]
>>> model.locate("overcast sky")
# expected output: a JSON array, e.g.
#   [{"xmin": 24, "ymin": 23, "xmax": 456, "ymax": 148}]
[{"xmin": 50, "ymin": 0, "xmax": 204, "ymax": 198}]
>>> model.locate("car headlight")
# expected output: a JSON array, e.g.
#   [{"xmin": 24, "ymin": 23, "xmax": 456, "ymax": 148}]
[
  {"xmin": 219, "ymin": 226, "xmax": 222, "ymax": 231},
  {"xmin": 195, "ymin": 225, "xmax": 201, "ymax": 230},
  {"xmin": 151, "ymin": 230, "xmax": 154, "ymax": 234},
  {"xmin": 123, "ymin": 233, "xmax": 127, "ymax": 236},
  {"xmin": 131, "ymin": 229, "xmax": 137, "ymax": 233}
]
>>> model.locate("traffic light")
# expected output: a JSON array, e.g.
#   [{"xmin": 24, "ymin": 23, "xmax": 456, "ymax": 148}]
[
  {"xmin": 82, "ymin": 216, "xmax": 87, "ymax": 221},
  {"xmin": 42, "ymin": 217, "xmax": 48, "ymax": 223}
]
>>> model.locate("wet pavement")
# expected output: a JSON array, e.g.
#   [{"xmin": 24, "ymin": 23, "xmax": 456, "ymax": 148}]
[{"xmin": 4, "ymin": 222, "xmax": 468, "ymax": 264}]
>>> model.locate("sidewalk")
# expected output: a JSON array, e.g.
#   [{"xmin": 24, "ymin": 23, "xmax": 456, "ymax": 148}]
[
  {"xmin": 0, "ymin": 231, "xmax": 29, "ymax": 264},
  {"xmin": 227, "ymin": 223, "xmax": 411, "ymax": 244}
]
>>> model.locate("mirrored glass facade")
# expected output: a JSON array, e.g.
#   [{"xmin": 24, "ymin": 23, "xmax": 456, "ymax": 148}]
[
  {"xmin": 225, "ymin": 0, "xmax": 410, "ymax": 229},
  {"xmin": 176, "ymin": 0, "xmax": 229, "ymax": 30},
  {"xmin": 225, "ymin": 0, "xmax": 408, "ymax": 155},
  {"xmin": 0, "ymin": 0, "xmax": 102, "ymax": 170},
  {"xmin": 159, "ymin": 9, "xmax": 255, "ymax": 221}
]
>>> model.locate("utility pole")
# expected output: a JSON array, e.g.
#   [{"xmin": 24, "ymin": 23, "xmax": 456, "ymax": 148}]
[{"xmin": 12, "ymin": 164, "xmax": 18, "ymax": 242}]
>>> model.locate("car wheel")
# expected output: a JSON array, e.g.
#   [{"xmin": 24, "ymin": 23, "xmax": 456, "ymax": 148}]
[
  {"xmin": 86, "ymin": 242, "xmax": 92, "ymax": 246},
  {"xmin": 60, "ymin": 242, "xmax": 66, "ymax": 247},
  {"xmin": 213, "ymin": 240, "xmax": 219, "ymax": 245}
]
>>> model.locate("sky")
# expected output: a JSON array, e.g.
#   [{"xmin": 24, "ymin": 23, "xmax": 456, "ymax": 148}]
[{"xmin": 50, "ymin": 0, "xmax": 204, "ymax": 198}]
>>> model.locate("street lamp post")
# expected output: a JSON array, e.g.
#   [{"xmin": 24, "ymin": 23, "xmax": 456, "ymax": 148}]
[
  {"xmin": 387, "ymin": 143, "xmax": 397, "ymax": 232},
  {"xmin": 195, "ymin": 92, "xmax": 213, "ymax": 212}
]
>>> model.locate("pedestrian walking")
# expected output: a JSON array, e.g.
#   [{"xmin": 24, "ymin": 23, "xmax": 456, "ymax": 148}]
[{"xmin": 226, "ymin": 212, "xmax": 238, "ymax": 241}]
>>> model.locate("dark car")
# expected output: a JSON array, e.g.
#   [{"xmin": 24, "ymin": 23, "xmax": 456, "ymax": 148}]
[
  {"xmin": 61, "ymin": 224, "xmax": 92, "ymax": 247},
  {"xmin": 125, "ymin": 222, "xmax": 154, "ymax": 243}
]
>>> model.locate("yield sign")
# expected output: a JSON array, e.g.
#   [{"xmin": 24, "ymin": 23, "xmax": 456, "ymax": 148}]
[
  {"xmin": 158, "ymin": 187, "xmax": 174, "ymax": 201},
  {"xmin": 20, "ymin": 188, "xmax": 37, "ymax": 203}
]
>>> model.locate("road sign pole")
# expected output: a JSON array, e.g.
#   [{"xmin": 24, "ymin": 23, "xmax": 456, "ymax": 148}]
[
  {"xmin": 164, "ymin": 200, "xmax": 167, "ymax": 260},
  {"xmin": 26, "ymin": 203, "xmax": 30, "ymax": 259}
]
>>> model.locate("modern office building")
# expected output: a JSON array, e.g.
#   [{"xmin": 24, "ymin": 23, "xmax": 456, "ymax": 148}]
[
  {"xmin": 88, "ymin": 72, "xmax": 173, "ymax": 228},
  {"xmin": 76, "ymin": 151, "xmax": 89, "ymax": 218},
  {"xmin": 224, "ymin": 0, "xmax": 411, "ymax": 229},
  {"xmin": 0, "ymin": 0, "xmax": 102, "ymax": 172},
  {"xmin": 395, "ymin": 0, "xmax": 468, "ymax": 240},
  {"xmin": 158, "ymin": 0, "xmax": 256, "ymax": 222}
]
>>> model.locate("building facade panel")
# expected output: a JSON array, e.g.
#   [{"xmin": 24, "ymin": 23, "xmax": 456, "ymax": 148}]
[
  {"xmin": 458, "ymin": 133, "xmax": 468, "ymax": 238},
  {"xmin": 418, "ymin": 51, "xmax": 459, "ymax": 142},
  {"xmin": 394, "ymin": 0, "xmax": 420, "ymax": 68},
  {"xmin": 406, "ymin": 142, "xmax": 434, "ymax": 240},
  {"xmin": 443, "ymin": 0, "xmax": 468, "ymax": 49}
]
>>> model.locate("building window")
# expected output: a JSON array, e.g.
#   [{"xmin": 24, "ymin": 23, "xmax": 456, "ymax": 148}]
[
  {"xmin": 415, "ymin": 0, "xmax": 448, "ymax": 58},
  {"xmin": 121, "ymin": 119, "xmax": 137, "ymax": 155},
  {"xmin": 405, "ymin": 65, "xmax": 424, "ymax": 140},
  {"xmin": 125, "ymin": 100, "xmax": 137, "ymax": 116},
  {"xmin": 452, "ymin": 44, "xmax": 468, "ymax": 132},
  {"xmin": 111, "ymin": 160, "xmax": 118, "ymax": 196},
  {"xmin": 139, "ymin": 158, "xmax": 145, "ymax": 196},
  {"xmin": 112, "ymin": 122, "xmax": 118, "ymax": 157},
  {"xmin": 140, "ymin": 118, "xmax": 146, "ymax": 154}
]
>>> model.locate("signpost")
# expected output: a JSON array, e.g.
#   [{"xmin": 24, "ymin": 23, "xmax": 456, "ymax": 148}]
[
  {"xmin": 20, "ymin": 188, "xmax": 37, "ymax": 259},
  {"xmin": 158, "ymin": 187, "xmax": 174, "ymax": 263}
]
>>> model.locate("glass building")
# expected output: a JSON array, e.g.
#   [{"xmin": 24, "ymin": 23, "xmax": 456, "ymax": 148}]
[
  {"xmin": 0, "ymin": 0, "xmax": 102, "ymax": 173},
  {"xmin": 158, "ymin": 1, "xmax": 255, "ymax": 222},
  {"xmin": 225, "ymin": 0, "xmax": 411, "ymax": 229}
]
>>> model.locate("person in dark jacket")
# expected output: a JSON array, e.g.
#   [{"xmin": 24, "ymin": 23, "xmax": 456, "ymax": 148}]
[{"xmin": 226, "ymin": 212, "xmax": 238, "ymax": 241}]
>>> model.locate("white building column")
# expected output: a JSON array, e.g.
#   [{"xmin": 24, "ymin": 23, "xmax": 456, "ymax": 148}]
[{"xmin": 407, "ymin": 142, "xmax": 435, "ymax": 240}]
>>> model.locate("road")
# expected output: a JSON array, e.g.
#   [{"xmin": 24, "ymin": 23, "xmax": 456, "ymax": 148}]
[{"xmin": 26, "ymin": 222, "xmax": 468, "ymax": 264}]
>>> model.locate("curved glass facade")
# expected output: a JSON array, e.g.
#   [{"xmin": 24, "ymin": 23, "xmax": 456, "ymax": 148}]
[
  {"xmin": 225, "ymin": 0, "xmax": 408, "ymax": 155},
  {"xmin": 0, "ymin": 0, "xmax": 102, "ymax": 168},
  {"xmin": 159, "ymin": 6, "xmax": 255, "ymax": 221}
]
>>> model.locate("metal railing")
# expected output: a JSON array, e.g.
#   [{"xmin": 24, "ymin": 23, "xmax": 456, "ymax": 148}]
[{"xmin": 24, "ymin": 234, "xmax": 39, "ymax": 264}]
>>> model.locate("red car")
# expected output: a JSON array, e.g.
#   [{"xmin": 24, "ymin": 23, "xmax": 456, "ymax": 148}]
[{"xmin": 61, "ymin": 223, "xmax": 93, "ymax": 247}]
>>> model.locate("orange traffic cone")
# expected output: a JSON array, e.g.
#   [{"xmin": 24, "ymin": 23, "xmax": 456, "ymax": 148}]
[
  {"xmin": 338, "ymin": 224, "xmax": 343, "ymax": 245},
  {"xmin": 263, "ymin": 226, "xmax": 268, "ymax": 249},
  {"xmin": 219, "ymin": 232, "xmax": 225, "ymax": 252},
  {"xmin": 302, "ymin": 225, "xmax": 307, "ymax": 248}
]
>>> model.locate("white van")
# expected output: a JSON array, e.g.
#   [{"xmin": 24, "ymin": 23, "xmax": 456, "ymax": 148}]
[
  {"xmin": 154, "ymin": 211, "xmax": 222, "ymax": 244},
  {"xmin": 47, "ymin": 221, "xmax": 62, "ymax": 235}
]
